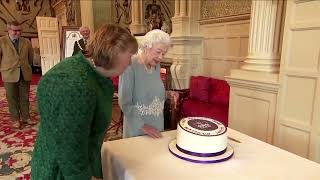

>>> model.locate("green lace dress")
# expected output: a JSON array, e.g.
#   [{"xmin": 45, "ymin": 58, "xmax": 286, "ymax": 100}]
[{"xmin": 31, "ymin": 53, "xmax": 114, "ymax": 180}]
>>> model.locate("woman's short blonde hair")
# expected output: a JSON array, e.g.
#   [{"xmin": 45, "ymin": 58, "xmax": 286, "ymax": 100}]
[
  {"xmin": 140, "ymin": 29, "xmax": 171, "ymax": 51},
  {"xmin": 87, "ymin": 24, "xmax": 138, "ymax": 69}
]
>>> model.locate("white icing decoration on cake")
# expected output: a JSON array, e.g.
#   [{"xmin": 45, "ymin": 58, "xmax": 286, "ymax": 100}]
[{"xmin": 177, "ymin": 117, "xmax": 227, "ymax": 154}]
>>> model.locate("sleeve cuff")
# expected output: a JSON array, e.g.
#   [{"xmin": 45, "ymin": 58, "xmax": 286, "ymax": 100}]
[{"xmin": 92, "ymin": 155, "xmax": 103, "ymax": 178}]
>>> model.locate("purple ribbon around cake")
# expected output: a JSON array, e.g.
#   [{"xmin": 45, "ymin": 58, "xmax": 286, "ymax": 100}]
[{"xmin": 176, "ymin": 144, "xmax": 227, "ymax": 157}]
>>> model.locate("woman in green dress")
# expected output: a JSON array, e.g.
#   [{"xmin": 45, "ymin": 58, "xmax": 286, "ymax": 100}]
[{"xmin": 31, "ymin": 24, "xmax": 138, "ymax": 180}]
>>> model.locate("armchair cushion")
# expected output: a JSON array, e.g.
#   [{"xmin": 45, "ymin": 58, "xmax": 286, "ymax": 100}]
[
  {"xmin": 189, "ymin": 76, "xmax": 210, "ymax": 102},
  {"xmin": 181, "ymin": 99, "xmax": 228, "ymax": 126},
  {"xmin": 111, "ymin": 76, "xmax": 119, "ymax": 92},
  {"xmin": 165, "ymin": 76, "xmax": 230, "ymax": 129},
  {"xmin": 208, "ymin": 79, "xmax": 230, "ymax": 107}
]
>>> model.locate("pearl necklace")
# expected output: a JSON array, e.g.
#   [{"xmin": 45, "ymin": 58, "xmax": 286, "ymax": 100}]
[
  {"xmin": 144, "ymin": 64, "xmax": 155, "ymax": 74},
  {"xmin": 90, "ymin": 58, "xmax": 96, "ymax": 68},
  {"xmin": 138, "ymin": 55, "xmax": 154, "ymax": 74}
]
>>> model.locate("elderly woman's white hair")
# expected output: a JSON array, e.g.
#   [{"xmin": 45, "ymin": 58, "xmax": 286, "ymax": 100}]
[{"xmin": 139, "ymin": 29, "xmax": 171, "ymax": 51}]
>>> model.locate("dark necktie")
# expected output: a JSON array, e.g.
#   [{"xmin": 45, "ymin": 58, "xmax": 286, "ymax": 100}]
[{"xmin": 12, "ymin": 39, "xmax": 19, "ymax": 53}]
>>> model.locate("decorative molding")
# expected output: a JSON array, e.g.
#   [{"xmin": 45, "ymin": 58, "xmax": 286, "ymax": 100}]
[
  {"xmin": 199, "ymin": 14, "xmax": 250, "ymax": 25},
  {"xmin": 170, "ymin": 36, "xmax": 203, "ymax": 43},
  {"xmin": 66, "ymin": 0, "xmax": 76, "ymax": 25},
  {"xmin": 51, "ymin": 0, "xmax": 64, "ymax": 8},
  {"xmin": 200, "ymin": 0, "xmax": 251, "ymax": 22},
  {"xmin": 52, "ymin": 0, "xmax": 80, "ymax": 26},
  {"xmin": 226, "ymin": 76, "xmax": 279, "ymax": 94},
  {"xmin": 114, "ymin": 0, "xmax": 132, "ymax": 26},
  {"xmin": 143, "ymin": 0, "xmax": 174, "ymax": 33},
  {"xmin": 230, "ymin": 90, "xmax": 276, "ymax": 143},
  {"xmin": 295, "ymin": 0, "xmax": 316, "ymax": 4},
  {"xmin": 203, "ymin": 57, "xmax": 246, "ymax": 62},
  {"xmin": 50, "ymin": 0, "xmax": 59, "ymax": 5},
  {"xmin": 291, "ymin": 21, "xmax": 320, "ymax": 30},
  {"xmin": 279, "ymin": 117, "xmax": 312, "ymax": 133},
  {"xmin": 0, "ymin": 0, "xmax": 54, "ymax": 37}
]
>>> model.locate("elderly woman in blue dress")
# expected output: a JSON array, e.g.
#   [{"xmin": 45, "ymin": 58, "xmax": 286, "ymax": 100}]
[{"xmin": 119, "ymin": 29, "xmax": 171, "ymax": 138}]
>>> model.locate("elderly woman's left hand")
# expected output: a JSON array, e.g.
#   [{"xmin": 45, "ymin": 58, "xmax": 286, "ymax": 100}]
[{"xmin": 142, "ymin": 124, "xmax": 162, "ymax": 138}]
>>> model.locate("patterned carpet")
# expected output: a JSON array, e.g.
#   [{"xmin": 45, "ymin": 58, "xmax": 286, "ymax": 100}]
[
  {"xmin": 0, "ymin": 86, "xmax": 123, "ymax": 180},
  {"xmin": 0, "ymin": 86, "xmax": 38, "ymax": 180}
]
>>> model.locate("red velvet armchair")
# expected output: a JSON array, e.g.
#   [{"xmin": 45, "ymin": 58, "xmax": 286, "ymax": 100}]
[
  {"xmin": 110, "ymin": 76, "xmax": 119, "ymax": 92},
  {"xmin": 166, "ymin": 76, "xmax": 230, "ymax": 129}
]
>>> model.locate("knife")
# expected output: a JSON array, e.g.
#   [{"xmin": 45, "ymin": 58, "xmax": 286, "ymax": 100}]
[{"xmin": 228, "ymin": 136, "xmax": 241, "ymax": 143}]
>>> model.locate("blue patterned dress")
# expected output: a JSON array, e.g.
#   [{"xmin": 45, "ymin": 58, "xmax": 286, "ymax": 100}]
[{"xmin": 119, "ymin": 56, "xmax": 165, "ymax": 138}]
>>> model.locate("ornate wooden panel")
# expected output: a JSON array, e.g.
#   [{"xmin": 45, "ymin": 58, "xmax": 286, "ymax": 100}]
[{"xmin": 0, "ymin": 0, "xmax": 54, "ymax": 37}]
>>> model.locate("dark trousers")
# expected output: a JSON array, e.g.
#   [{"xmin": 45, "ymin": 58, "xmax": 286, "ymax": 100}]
[{"xmin": 3, "ymin": 71, "xmax": 31, "ymax": 122}]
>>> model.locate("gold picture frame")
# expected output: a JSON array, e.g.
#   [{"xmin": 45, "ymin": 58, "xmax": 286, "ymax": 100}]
[{"xmin": 61, "ymin": 26, "xmax": 82, "ymax": 60}]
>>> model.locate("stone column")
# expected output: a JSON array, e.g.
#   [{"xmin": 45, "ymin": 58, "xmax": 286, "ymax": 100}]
[
  {"xmin": 174, "ymin": 0, "xmax": 180, "ymax": 17},
  {"xmin": 130, "ymin": 0, "xmax": 146, "ymax": 34},
  {"xmin": 241, "ymin": 0, "xmax": 284, "ymax": 73},
  {"xmin": 171, "ymin": 0, "xmax": 190, "ymax": 36},
  {"xmin": 170, "ymin": 0, "xmax": 203, "ymax": 89},
  {"xmin": 180, "ymin": 0, "xmax": 187, "ymax": 16},
  {"xmin": 226, "ymin": 0, "xmax": 285, "ymax": 144},
  {"xmin": 80, "ymin": 0, "xmax": 94, "ymax": 32}
]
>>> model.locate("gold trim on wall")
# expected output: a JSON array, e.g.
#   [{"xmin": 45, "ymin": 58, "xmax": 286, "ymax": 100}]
[
  {"xmin": 200, "ymin": 14, "xmax": 250, "ymax": 25},
  {"xmin": 200, "ymin": 0, "xmax": 251, "ymax": 24}
]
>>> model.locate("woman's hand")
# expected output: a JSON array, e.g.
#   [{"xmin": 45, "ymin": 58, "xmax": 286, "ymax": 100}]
[
  {"xmin": 91, "ymin": 177, "xmax": 102, "ymax": 180},
  {"xmin": 142, "ymin": 124, "xmax": 162, "ymax": 138}
]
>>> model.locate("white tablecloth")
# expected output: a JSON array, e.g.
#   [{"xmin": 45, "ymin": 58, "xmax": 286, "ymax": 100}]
[{"xmin": 101, "ymin": 129, "xmax": 320, "ymax": 180}]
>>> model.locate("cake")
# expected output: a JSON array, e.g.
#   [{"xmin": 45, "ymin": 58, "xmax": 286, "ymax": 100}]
[{"xmin": 168, "ymin": 117, "xmax": 233, "ymax": 163}]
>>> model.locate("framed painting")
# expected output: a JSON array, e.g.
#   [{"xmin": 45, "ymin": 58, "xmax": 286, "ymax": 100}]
[{"xmin": 61, "ymin": 26, "xmax": 82, "ymax": 60}]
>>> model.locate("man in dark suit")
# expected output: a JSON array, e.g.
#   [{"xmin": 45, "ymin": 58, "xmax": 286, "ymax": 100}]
[
  {"xmin": 72, "ymin": 26, "xmax": 90, "ymax": 56},
  {"xmin": 0, "ymin": 21, "xmax": 37, "ymax": 129}
]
